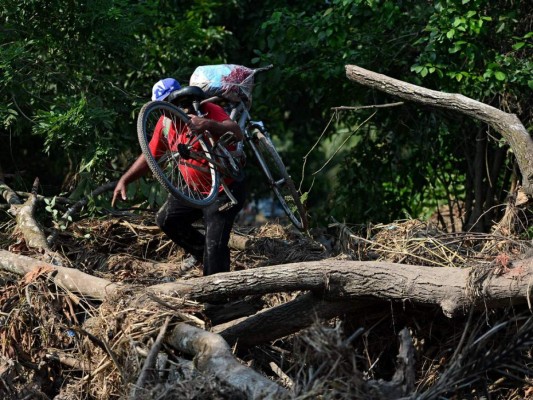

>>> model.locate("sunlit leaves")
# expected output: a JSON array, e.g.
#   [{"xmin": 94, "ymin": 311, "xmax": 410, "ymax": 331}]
[{"xmin": 411, "ymin": 0, "xmax": 531, "ymax": 104}]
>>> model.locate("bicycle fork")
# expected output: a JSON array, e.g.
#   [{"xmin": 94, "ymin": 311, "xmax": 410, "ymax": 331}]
[{"xmin": 246, "ymin": 121, "xmax": 287, "ymax": 189}]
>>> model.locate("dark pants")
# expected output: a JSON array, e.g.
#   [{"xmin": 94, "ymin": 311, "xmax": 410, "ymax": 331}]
[{"xmin": 155, "ymin": 179, "xmax": 246, "ymax": 276}]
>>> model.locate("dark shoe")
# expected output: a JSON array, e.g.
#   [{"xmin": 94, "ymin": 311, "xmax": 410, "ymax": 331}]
[
  {"xmin": 179, "ymin": 255, "xmax": 202, "ymax": 279},
  {"xmin": 181, "ymin": 255, "xmax": 199, "ymax": 270}
]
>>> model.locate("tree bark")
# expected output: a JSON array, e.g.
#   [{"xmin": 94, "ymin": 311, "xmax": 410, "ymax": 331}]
[
  {"xmin": 2, "ymin": 249, "xmax": 531, "ymax": 319},
  {"xmin": 216, "ymin": 292, "xmax": 368, "ymax": 348},
  {"xmin": 345, "ymin": 65, "xmax": 533, "ymax": 196},
  {"xmin": 165, "ymin": 322, "xmax": 288, "ymax": 399},
  {"xmin": 15, "ymin": 188, "xmax": 53, "ymax": 254},
  {"xmin": 0, "ymin": 250, "xmax": 120, "ymax": 301},
  {"xmin": 149, "ymin": 258, "xmax": 533, "ymax": 317},
  {"xmin": 0, "ymin": 179, "xmax": 23, "ymax": 207}
]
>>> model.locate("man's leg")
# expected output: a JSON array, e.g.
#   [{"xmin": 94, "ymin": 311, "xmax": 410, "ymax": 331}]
[
  {"xmin": 155, "ymin": 194, "xmax": 204, "ymax": 260},
  {"xmin": 202, "ymin": 180, "xmax": 246, "ymax": 276}
]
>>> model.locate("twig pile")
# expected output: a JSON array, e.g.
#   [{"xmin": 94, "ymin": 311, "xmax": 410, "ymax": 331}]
[
  {"xmin": 1, "ymin": 211, "xmax": 532, "ymax": 399},
  {"xmin": 330, "ymin": 218, "xmax": 531, "ymax": 268}
]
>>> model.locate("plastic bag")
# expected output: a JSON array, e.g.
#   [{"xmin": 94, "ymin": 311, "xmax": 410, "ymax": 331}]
[{"xmin": 190, "ymin": 64, "xmax": 255, "ymax": 104}]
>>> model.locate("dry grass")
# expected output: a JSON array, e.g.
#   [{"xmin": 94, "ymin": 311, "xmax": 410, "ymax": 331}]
[{"xmin": 0, "ymin": 211, "xmax": 532, "ymax": 399}]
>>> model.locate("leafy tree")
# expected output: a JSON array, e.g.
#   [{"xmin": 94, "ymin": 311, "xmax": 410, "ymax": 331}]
[
  {"xmin": 1, "ymin": 0, "xmax": 530, "ymax": 232},
  {"xmin": 250, "ymin": 0, "xmax": 531, "ymax": 231},
  {"xmin": 0, "ymin": 0, "xmax": 239, "ymax": 200}
]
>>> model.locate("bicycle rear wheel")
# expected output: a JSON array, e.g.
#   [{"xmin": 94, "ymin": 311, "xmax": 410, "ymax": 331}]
[
  {"xmin": 252, "ymin": 131, "xmax": 308, "ymax": 231},
  {"xmin": 137, "ymin": 101, "xmax": 219, "ymax": 208}
]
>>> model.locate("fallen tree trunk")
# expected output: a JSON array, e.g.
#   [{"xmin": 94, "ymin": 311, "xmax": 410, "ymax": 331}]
[
  {"xmin": 149, "ymin": 258, "xmax": 533, "ymax": 317},
  {"xmin": 345, "ymin": 64, "xmax": 533, "ymax": 196},
  {"xmin": 215, "ymin": 292, "xmax": 368, "ymax": 348},
  {"xmin": 1, "ymin": 250, "xmax": 531, "ymax": 398},
  {"xmin": 3, "ymin": 249, "xmax": 531, "ymax": 317}
]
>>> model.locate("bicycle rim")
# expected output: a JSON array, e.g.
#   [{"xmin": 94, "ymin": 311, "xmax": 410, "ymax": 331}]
[
  {"xmin": 137, "ymin": 101, "xmax": 219, "ymax": 208},
  {"xmin": 253, "ymin": 131, "xmax": 308, "ymax": 231}
]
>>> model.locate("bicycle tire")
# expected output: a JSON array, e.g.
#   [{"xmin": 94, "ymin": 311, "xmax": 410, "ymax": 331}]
[
  {"xmin": 137, "ymin": 101, "xmax": 220, "ymax": 208},
  {"xmin": 252, "ymin": 131, "xmax": 308, "ymax": 231}
]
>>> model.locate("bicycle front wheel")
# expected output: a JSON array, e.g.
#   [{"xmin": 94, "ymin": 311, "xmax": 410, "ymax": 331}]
[
  {"xmin": 137, "ymin": 101, "xmax": 220, "ymax": 208},
  {"xmin": 252, "ymin": 131, "xmax": 308, "ymax": 231}
]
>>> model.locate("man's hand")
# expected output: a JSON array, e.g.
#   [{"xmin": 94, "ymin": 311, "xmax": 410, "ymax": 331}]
[
  {"xmin": 187, "ymin": 115, "xmax": 243, "ymax": 141},
  {"xmin": 111, "ymin": 180, "xmax": 128, "ymax": 207},
  {"xmin": 187, "ymin": 115, "xmax": 211, "ymax": 135}
]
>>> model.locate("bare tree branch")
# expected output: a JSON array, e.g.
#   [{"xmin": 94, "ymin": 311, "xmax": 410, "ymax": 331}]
[{"xmin": 345, "ymin": 64, "xmax": 533, "ymax": 196}]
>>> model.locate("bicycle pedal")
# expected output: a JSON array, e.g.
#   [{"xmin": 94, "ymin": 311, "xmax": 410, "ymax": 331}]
[{"xmin": 218, "ymin": 202, "xmax": 235, "ymax": 212}]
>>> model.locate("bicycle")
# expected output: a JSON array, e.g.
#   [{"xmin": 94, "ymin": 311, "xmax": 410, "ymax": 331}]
[{"xmin": 137, "ymin": 65, "xmax": 308, "ymax": 231}]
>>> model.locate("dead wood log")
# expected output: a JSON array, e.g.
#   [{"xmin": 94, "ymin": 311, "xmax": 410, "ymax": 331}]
[
  {"xmin": 150, "ymin": 258, "xmax": 533, "ymax": 317},
  {"xmin": 14, "ymin": 178, "xmax": 50, "ymax": 251},
  {"xmin": 165, "ymin": 322, "xmax": 288, "ymax": 399},
  {"xmin": 215, "ymin": 292, "xmax": 368, "ymax": 348},
  {"xmin": 228, "ymin": 231, "xmax": 254, "ymax": 251},
  {"xmin": 12, "ymin": 177, "xmax": 67, "ymax": 265},
  {"xmin": 0, "ymin": 179, "xmax": 23, "ymax": 208},
  {"xmin": 366, "ymin": 327, "xmax": 416, "ymax": 399},
  {"xmin": 0, "ymin": 250, "xmax": 120, "ymax": 300},
  {"xmin": 45, "ymin": 351, "xmax": 96, "ymax": 372},
  {"xmin": 345, "ymin": 65, "xmax": 533, "ymax": 196},
  {"xmin": 3, "ymin": 249, "xmax": 531, "ymax": 318}
]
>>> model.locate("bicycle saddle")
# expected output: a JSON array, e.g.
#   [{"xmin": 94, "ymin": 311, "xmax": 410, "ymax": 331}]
[{"xmin": 168, "ymin": 86, "xmax": 206, "ymax": 103}]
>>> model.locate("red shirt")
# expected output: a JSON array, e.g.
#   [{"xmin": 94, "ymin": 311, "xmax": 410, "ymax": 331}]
[{"xmin": 148, "ymin": 103, "xmax": 233, "ymax": 193}]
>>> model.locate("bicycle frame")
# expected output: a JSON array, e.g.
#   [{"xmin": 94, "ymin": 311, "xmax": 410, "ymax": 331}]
[
  {"xmin": 195, "ymin": 65, "xmax": 308, "ymax": 230},
  {"xmin": 228, "ymin": 102, "xmax": 281, "ymax": 186}
]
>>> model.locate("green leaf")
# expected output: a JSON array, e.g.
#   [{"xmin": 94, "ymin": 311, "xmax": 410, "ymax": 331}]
[
  {"xmin": 527, "ymin": 80, "xmax": 533, "ymax": 90},
  {"xmin": 512, "ymin": 42, "xmax": 525, "ymax": 50},
  {"xmin": 446, "ymin": 29, "xmax": 455, "ymax": 39},
  {"xmin": 494, "ymin": 71, "xmax": 506, "ymax": 81},
  {"xmin": 449, "ymin": 45, "xmax": 461, "ymax": 54},
  {"xmin": 453, "ymin": 17, "xmax": 465, "ymax": 27}
]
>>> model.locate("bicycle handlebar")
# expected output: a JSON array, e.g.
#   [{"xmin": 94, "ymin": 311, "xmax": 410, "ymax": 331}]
[{"xmin": 252, "ymin": 64, "xmax": 274, "ymax": 75}]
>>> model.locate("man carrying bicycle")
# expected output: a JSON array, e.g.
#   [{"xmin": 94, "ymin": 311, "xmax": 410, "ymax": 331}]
[{"xmin": 112, "ymin": 78, "xmax": 246, "ymax": 276}]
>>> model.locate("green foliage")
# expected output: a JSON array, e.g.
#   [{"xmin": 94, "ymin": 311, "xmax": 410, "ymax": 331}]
[
  {"xmin": 0, "ymin": 0, "xmax": 530, "ymax": 230},
  {"xmin": 249, "ymin": 0, "xmax": 530, "ymax": 228},
  {"xmin": 411, "ymin": 0, "xmax": 532, "ymax": 106},
  {"xmin": 34, "ymin": 97, "xmax": 116, "ymax": 173},
  {"xmin": 0, "ymin": 0, "xmax": 240, "ymax": 200},
  {"xmin": 44, "ymin": 196, "xmax": 72, "ymax": 230}
]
